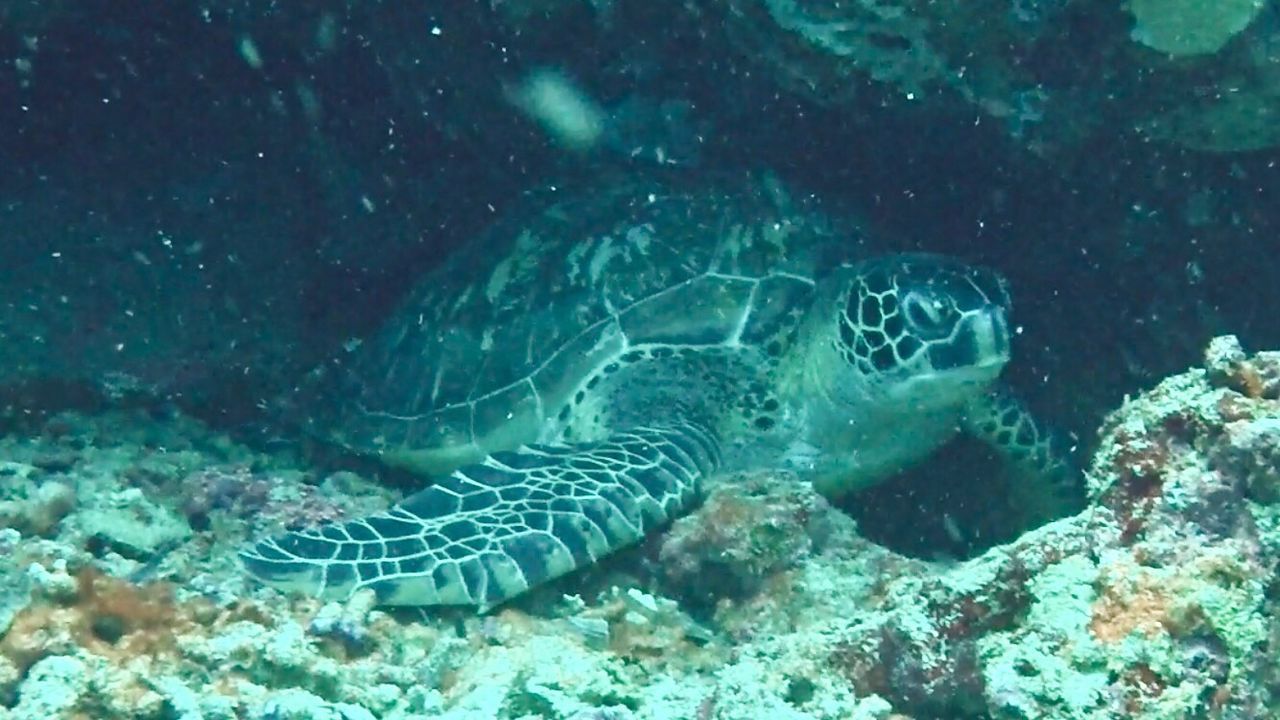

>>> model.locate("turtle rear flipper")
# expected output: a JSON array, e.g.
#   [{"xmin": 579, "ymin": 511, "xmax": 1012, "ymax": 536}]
[{"xmin": 241, "ymin": 423, "xmax": 718, "ymax": 611}]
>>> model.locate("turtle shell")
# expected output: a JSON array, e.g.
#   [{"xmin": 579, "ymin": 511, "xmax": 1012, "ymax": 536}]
[{"xmin": 324, "ymin": 177, "xmax": 860, "ymax": 472}]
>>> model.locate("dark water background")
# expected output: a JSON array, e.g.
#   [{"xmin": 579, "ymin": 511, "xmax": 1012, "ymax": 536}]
[{"xmin": 2, "ymin": 1, "xmax": 1277, "ymax": 557}]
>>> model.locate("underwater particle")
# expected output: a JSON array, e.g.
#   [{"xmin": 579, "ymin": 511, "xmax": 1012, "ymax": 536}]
[
  {"xmin": 1127, "ymin": 0, "xmax": 1264, "ymax": 56},
  {"xmin": 508, "ymin": 68, "xmax": 607, "ymax": 150},
  {"xmin": 238, "ymin": 36, "xmax": 264, "ymax": 70}
]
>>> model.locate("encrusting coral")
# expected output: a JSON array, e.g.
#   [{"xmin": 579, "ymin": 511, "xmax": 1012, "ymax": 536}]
[{"xmin": 2, "ymin": 336, "xmax": 1280, "ymax": 718}]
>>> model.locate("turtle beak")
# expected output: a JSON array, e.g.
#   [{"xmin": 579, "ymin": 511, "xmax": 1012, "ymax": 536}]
[
  {"xmin": 927, "ymin": 307, "xmax": 1010, "ymax": 372},
  {"xmin": 979, "ymin": 307, "xmax": 1011, "ymax": 365}
]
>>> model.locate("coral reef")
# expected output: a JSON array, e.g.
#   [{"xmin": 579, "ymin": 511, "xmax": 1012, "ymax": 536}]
[
  {"xmin": 1127, "ymin": 0, "xmax": 1265, "ymax": 56},
  {"xmin": 3, "ymin": 336, "xmax": 1280, "ymax": 718},
  {"xmin": 801, "ymin": 335, "xmax": 1280, "ymax": 718},
  {"xmin": 657, "ymin": 472, "xmax": 831, "ymax": 611}
]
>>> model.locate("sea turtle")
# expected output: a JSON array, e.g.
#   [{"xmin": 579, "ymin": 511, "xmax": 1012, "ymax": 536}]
[{"xmin": 242, "ymin": 177, "xmax": 1075, "ymax": 611}]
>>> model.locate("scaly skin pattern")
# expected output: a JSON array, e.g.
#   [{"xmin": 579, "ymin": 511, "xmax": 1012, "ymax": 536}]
[{"xmin": 243, "ymin": 423, "xmax": 718, "ymax": 611}]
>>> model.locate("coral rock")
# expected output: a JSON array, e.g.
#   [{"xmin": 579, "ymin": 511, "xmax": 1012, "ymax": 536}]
[{"xmin": 658, "ymin": 472, "xmax": 830, "ymax": 609}]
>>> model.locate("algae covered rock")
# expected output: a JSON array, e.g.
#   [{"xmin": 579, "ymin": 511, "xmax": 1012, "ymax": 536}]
[
  {"xmin": 1127, "ymin": 0, "xmax": 1264, "ymax": 56},
  {"xmin": 802, "ymin": 335, "xmax": 1280, "ymax": 717},
  {"xmin": 1136, "ymin": 84, "xmax": 1280, "ymax": 152},
  {"xmin": 658, "ymin": 472, "xmax": 835, "ymax": 609},
  {"xmin": 700, "ymin": 0, "xmax": 1280, "ymax": 153},
  {"xmin": 75, "ymin": 488, "xmax": 191, "ymax": 561}
]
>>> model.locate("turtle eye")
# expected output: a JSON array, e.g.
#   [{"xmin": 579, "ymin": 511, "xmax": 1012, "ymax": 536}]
[{"xmin": 902, "ymin": 292, "xmax": 954, "ymax": 338}]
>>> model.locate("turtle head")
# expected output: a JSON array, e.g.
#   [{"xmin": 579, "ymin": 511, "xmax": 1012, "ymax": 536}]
[{"xmin": 813, "ymin": 253, "xmax": 1012, "ymax": 410}]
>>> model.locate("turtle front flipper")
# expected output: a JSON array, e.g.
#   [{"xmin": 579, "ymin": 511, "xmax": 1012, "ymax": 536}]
[
  {"xmin": 963, "ymin": 388, "xmax": 1083, "ymax": 523},
  {"xmin": 240, "ymin": 422, "xmax": 719, "ymax": 611}
]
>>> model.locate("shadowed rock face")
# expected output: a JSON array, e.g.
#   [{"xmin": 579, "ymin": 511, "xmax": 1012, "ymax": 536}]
[{"xmin": 702, "ymin": 0, "xmax": 1280, "ymax": 153}]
